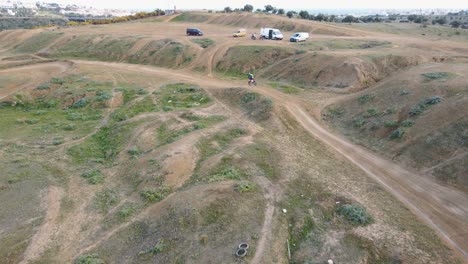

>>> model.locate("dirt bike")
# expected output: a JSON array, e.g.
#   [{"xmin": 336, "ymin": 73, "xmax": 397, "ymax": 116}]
[
  {"xmin": 251, "ymin": 35, "xmax": 257, "ymax": 40},
  {"xmin": 248, "ymin": 79, "xmax": 257, "ymax": 86}
]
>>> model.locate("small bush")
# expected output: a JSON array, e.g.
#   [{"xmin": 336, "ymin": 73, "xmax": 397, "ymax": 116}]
[
  {"xmin": 127, "ymin": 146, "xmax": 140, "ymax": 158},
  {"xmin": 424, "ymin": 96, "xmax": 442, "ymax": 105},
  {"xmin": 401, "ymin": 120, "xmax": 415, "ymax": 127},
  {"xmin": 366, "ymin": 108, "xmax": 380, "ymax": 117},
  {"xmin": 352, "ymin": 117, "xmax": 367, "ymax": 128},
  {"xmin": 209, "ymin": 166, "xmax": 243, "ymax": 182},
  {"xmin": 383, "ymin": 107, "xmax": 397, "ymax": 115},
  {"xmin": 327, "ymin": 107, "xmax": 345, "ymax": 118},
  {"xmin": 422, "ymin": 72, "xmax": 451, "ymax": 80},
  {"xmin": 63, "ymin": 123, "xmax": 76, "ymax": 131},
  {"xmin": 357, "ymin": 94, "xmax": 375, "ymax": 104},
  {"xmin": 36, "ymin": 83, "xmax": 50, "ymax": 90},
  {"xmin": 74, "ymin": 254, "xmax": 104, "ymax": 264},
  {"xmin": 384, "ymin": 120, "xmax": 398, "ymax": 127},
  {"xmin": 95, "ymin": 188, "xmax": 119, "ymax": 213},
  {"xmin": 336, "ymin": 204, "xmax": 373, "ymax": 225},
  {"xmin": 409, "ymin": 104, "xmax": 426, "ymax": 116},
  {"xmin": 118, "ymin": 205, "xmax": 136, "ymax": 219},
  {"xmin": 52, "ymin": 138, "xmax": 65, "ymax": 145},
  {"xmin": 25, "ymin": 118, "xmax": 39, "ymax": 124},
  {"xmin": 81, "ymin": 169, "xmax": 105, "ymax": 184},
  {"xmin": 139, "ymin": 240, "xmax": 167, "ymax": 255},
  {"xmin": 235, "ymin": 181, "xmax": 256, "ymax": 193},
  {"xmin": 95, "ymin": 91, "xmax": 112, "ymax": 101},
  {"xmin": 399, "ymin": 90, "xmax": 409, "ymax": 96},
  {"xmin": 72, "ymin": 98, "xmax": 88, "ymax": 108},
  {"xmin": 140, "ymin": 186, "xmax": 171, "ymax": 202},
  {"xmin": 389, "ymin": 128, "xmax": 405, "ymax": 139},
  {"xmin": 51, "ymin": 77, "xmax": 64, "ymax": 85}
]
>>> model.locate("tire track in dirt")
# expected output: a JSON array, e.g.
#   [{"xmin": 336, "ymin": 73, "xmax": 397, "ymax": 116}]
[{"xmin": 21, "ymin": 186, "xmax": 63, "ymax": 264}]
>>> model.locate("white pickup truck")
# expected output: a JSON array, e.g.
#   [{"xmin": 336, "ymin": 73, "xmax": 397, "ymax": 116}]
[{"xmin": 260, "ymin": 28, "xmax": 283, "ymax": 40}]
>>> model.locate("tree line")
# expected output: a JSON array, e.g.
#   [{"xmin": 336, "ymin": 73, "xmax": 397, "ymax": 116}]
[{"xmin": 67, "ymin": 10, "xmax": 165, "ymax": 26}]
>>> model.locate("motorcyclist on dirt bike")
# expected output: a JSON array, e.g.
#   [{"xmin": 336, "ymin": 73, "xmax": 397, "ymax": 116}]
[{"xmin": 247, "ymin": 72, "xmax": 255, "ymax": 85}]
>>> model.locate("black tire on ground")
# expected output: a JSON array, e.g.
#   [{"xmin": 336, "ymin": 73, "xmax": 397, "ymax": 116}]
[
  {"xmin": 235, "ymin": 248, "xmax": 248, "ymax": 257},
  {"xmin": 238, "ymin": 243, "xmax": 249, "ymax": 250}
]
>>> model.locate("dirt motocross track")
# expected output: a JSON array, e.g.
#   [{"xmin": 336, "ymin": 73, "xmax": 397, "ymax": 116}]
[{"xmin": 1, "ymin": 12, "xmax": 467, "ymax": 263}]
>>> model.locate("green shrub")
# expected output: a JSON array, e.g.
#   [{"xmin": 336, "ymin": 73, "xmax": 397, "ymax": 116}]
[
  {"xmin": 140, "ymin": 186, "xmax": 171, "ymax": 202},
  {"xmin": 357, "ymin": 94, "xmax": 375, "ymax": 104},
  {"xmin": 25, "ymin": 118, "xmax": 39, "ymax": 124},
  {"xmin": 191, "ymin": 38, "xmax": 215, "ymax": 48},
  {"xmin": 36, "ymin": 83, "xmax": 50, "ymax": 90},
  {"xmin": 63, "ymin": 123, "xmax": 76, "ymax": 131},
  {"xmin": 401, "ymin": 120, "xmax": 415, "ymax": 127},
  {"xmin": 127, "ymin": 146, "xmax": 140, "ymax": 157},
  {"xmin": 95, "ymin": 91, "xmax": 112, "ymax": 101},
  {"xmin": 118, "ymin": 205, "xmax": 136, "ymax": 219},
  {"xmin": 139, "ymin": 240, "xmax": 167, "ymax": 255},
  {"xmin": 72, "ymin": 98, "xmax": 88, "ymax": 108},
  {"xmin": 409, "ymin": 104, "xmax": 426, "ymax": 116},
  {"xmin": 365, "ymin": 108, "xmax": 380, "ymax": 117},
  {"xmin": 52, "ymin": 138, "xmax": 65, "ymax": 145},
  {"xmin": 235, "ymin": 181, "xmax": 256, "ymax": 193},
  {"xmin": 384, "ymin": 120, "xmax": 398, "ymax": 127},
  {"xmin": 389, "ymin": 128, "xmax": 405, "ymax": 139},
  {"xmin": 74, "ymin": 254, "xmax": 104, "ymax": 264},
  {"xmin": 424, "ymin": 96, "xmax": 442, "ymax": 105},
  {"xmin": 81, "ymin": 169, "xmax": 105, "ymax": 184},
  {"xmin": 95, "ymin": 188, "xmax": 119, "ymax": 213},
  {"xmin": 51, "ymin": 77, "xmax": 64, "ymax": 85},
  {"xmin": 336, "ymin": 204, "xmax": 373, "ymax": 225},
  {"xmin": 352, "ymin": 117, "xmax": 367, "ymax": 128},
  {"xmin": 421, "ymin": 72, "xmax": 451, "ymax": 80},
  {"xmin": 399, "ymin": 90, "xmax": 409, "ymax": 96},
  {"xmin": 208, "ymin": 166, "xmax": 243, "ymax": 182}
]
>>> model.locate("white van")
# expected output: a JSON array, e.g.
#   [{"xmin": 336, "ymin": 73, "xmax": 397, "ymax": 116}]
[
  {"xmin": 260, "ymin": 28, "xmax": 283, "ymax": 40},
  {"xmin": 289, "ymin": 32, "xmax": 309, "ymax": 42}
]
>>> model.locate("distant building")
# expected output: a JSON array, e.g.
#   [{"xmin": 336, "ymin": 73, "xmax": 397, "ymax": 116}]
[{"xmin": 165, "ymin": 5, "xmax": 176, "ymax": 15}]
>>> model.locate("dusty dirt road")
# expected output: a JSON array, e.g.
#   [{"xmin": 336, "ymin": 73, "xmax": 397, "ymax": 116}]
[{"xmin": 72, "ymin": 59, "xmax": 468, "ymax": 262}]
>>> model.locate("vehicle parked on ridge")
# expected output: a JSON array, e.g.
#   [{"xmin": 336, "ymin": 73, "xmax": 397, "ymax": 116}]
[
  {"xmin": 233, "ymin": 29, "xmax": 246, "ymax": 37},
  {"xmin": 290, "ymin": 32, "xmax": 309, "ymax": 42},
  {"xmin": 186, "ymin": 28, "xmax": 203, "ymax": 36},
  {"xmin": 259, "ymin": 28, "xmax": 283, "ymax": 40}
]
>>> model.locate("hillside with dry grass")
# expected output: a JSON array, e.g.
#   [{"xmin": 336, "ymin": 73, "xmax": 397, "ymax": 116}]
[{"xmin": 0, "ymin": 11, "xmax": 467, "ymax": 264}]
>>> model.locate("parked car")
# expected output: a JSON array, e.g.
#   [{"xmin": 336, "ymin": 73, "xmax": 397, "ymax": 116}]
[
  {"xmin": 259, "ymin": 28, "xmax": 283, "ymax": 40},
  {"xmin": 290, "ymin": 32, "xmax": 309, "ymax": 42},
  {"xmin": 233, "ymin": 29, "xmax": 246, "ymax": 37},
  {"xmin": 186, "ymin": 28, "xmax": 203, "ymax": 36}
]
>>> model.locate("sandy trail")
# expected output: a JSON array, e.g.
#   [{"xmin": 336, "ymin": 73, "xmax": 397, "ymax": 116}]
[{"xmin": 21, "ymin": 186, "xmax": 63, "ymax": 264}]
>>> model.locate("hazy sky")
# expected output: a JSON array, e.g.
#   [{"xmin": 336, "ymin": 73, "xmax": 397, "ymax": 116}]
[{"xmin": 52, "ymin": 0, "xmax": 468, "ymax": 10}]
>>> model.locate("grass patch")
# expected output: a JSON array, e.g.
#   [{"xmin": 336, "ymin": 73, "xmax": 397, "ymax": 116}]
[
  {"xmin": 158, "ymin": 83, "xmax": 211, "ymax": 111},
  {"xmin": 94, "ymin": 188, "xmax": 119, "ymax": 214},
  {"xmin": 74, "ymin": 254, "xmax": 105, "ymax": 264},
  {"xmin": 191, "ymin": 38, "xmax": 215, "ymax": 48},
  {"xmin": 111, "ymin": 95, "xmax": 157, "ymax": 122},
  {"xmin": 67, "ymin": 123, "xmax": 135, "ymax": 164},
  {"xmin": 401, "ymin": 120, "xmax": 415, "ymax": 127},
  {"xmin": 357, "ymin": 94, "xmax": 375, "ymax": 104},
  {"xmin": 422, "ymin": 72, "xmax": 455, "ymax": 81},
  {"xmin": 235, "ymin": 181, "xmax": 256, "ymax": 193},
  {"xmin": 207, "ymin": 166, "xmax": 243, "ymax": 182},
  {"xmin": 81, "ymin": 170, "xmax": 105, "ymax": 185},
  {"xmin": 336, "ymin": 204, "xmax": 373, "ymax": 225},
  {"xmin": 140, "ymin": 186, "xmax": 171, "ymax": 203}
]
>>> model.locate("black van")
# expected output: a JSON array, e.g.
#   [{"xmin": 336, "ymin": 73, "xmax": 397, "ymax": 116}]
[{"xmin": 186, "ymin": 28, "xmax": 203, "ymax": 36}]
